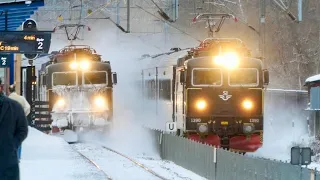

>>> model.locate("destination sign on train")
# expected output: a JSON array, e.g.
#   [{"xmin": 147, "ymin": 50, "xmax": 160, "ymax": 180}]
[{"xmin": 0, "ymin": 31, "xmax": 52, "ymax": 53}]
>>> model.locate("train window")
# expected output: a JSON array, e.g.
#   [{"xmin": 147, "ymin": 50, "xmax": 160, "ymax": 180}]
[
  {"xmin": 159, "ymin": 79, "xmax": 171, "ymax": 101},
  {"xmin": 144, "ymin": 79, "xmax": 155, "ymax": 99},
  {"xmin": 228, "ymin": 68, "xmax": 258, "ymax": 86},
  {"xmin": 151, "ymin": 80, "xmax": 156, "ymax": 99},
  {"xmin": 83, "ymin": 71, "xmax": 108, "ymax": 84},
  {"xmin": 192, "ymin": 68, "xmax": 222, "ymax": 86},
  {"xmin": 52, "ymin": 72, "xmax": 77, "ymax": 86}
]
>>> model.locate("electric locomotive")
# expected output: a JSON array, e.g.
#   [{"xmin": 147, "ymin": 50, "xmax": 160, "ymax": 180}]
[
  {"xmin": 139, "ymin": 38, "xmax": 269, "ymax": 152},
  {"xmin": 38, "ymin": 45, "xmax": 117, "ymax": 142}
]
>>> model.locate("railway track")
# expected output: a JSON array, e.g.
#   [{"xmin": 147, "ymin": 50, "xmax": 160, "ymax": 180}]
[
  {"xmin": 73, "ymin": 146, "xmax": 112, "ymax": 180},
  {"xmin": 71, "ymin": 143, "xmax": 168, "ymax": 180}
]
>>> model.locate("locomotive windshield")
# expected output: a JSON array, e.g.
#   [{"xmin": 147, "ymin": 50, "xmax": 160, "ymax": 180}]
[
  {"xmin": 83, "ymin": 71, "xmax": 107, "ymax": 84},
  {"xmin": 229, "ymin": 68, "xmax": 258, "ymax": 86},
  {"xmin": 192, "ymin": 68, "xmax": 222, "ymax": 86},
  {"xmin": 52, "ymin": 72, "xmax": 77, "ymax": 86}
]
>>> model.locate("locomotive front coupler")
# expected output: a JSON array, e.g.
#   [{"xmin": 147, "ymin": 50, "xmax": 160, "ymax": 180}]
[
  {"xmin": 220, "ymin": 126, "xmax": 231, "ymax": 149},
  {"xmin": 220, "ymin": 135, "xmax": 230, "ymax": 149}
]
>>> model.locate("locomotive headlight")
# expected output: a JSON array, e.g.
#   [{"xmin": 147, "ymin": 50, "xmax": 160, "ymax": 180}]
[
  {"xmin": 57, "ymin": 98, "xmax": 65, "ymax": 107},
  {"xmin": 70, "ymin": 61, "xmax": 78, "ymax": 70},
  {"xmin": 242, "ymin": 99, "xmax": 253, "ymax": 110},
  {"xmin": 94, "ymin": 96, "xmax": 107, "ymax": 109},
  {"xmin": 195, "ymin": 99, "xmax": 206, "ymax": 111},
  {"xmin": 80, "ymin": 60, "xmax": 90, "ymax": 71},
  {"xmin": 213, "ymin": 55, "xmax": 224, "ymax": 65},
  {"xmin": 213, "ymin": 52, "xmax": 239, "ymax": 69},
  {"xmin": 223, "ymin": 52, "xmax": 239, "ymax": 69}
]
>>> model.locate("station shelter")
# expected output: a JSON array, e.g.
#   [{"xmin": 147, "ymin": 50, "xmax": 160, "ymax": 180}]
[{"xmin": 305, "ymin": 74, "xmax": 320, "ymax": 138}]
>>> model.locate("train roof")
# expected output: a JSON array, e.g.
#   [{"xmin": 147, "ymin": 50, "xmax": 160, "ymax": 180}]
[
  {"xmin": 39, "ymin": 44, "xmax": 110, "ymax": 72},
  {"xmin": 176, "ymin": 38, "xmax": 259, "ymax": 67},
  {"xmin": 49, "ymin": 45, "xmax": 102, "ymax": 63},
  {"xmin": 46, "ymin": 60, "xmax": 111, "ymax": 70},
  {"xmin": 54, "ymin": 45, "xmax": 100, "ymax": 55},
  {"xmin": 305, "ymin": 74, "xmax": 320, "ymax": 84},
  {"xmin": 140, "ymin": 50, "xmax": 189, "ymax": 69},
  {"xmin": 185, "ymin": 56, "xmax": 263, "ymax": 68}
]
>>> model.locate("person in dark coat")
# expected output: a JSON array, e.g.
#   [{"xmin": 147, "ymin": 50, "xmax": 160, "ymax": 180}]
[{"xmin": 0, "ymin": 81, "xmax": 28, "ymax": 180}]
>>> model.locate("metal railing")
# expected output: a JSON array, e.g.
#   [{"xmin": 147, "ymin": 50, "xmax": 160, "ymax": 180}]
[{"xmin": 151, "ymin": 130, "xmax": 315, "ymax": 180}]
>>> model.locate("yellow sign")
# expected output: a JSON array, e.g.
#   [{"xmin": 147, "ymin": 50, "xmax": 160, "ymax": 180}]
[
  {"xmin": 24, "ymin": 35, "xmax": 36, "ymax": 41},
  {"xmin": 0, "ymin": 41, "xmax": 19, "ymax": 51},
  {"xmin": 221, "ymin": 121, "xmax": 228, "ymax": 125}
]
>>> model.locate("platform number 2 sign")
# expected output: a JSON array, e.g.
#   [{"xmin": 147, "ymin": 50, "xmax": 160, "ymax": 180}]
[
  {"xmin": 1, "ymin": 57, "xmax": 6, "ymax": 66},
  {"xmin": 0, "ymin": 56, "xmax": 8, "ymax": 67},
  {"xmin": 36, "ymin": 37, "xmax": 44, "ymax": 50}
]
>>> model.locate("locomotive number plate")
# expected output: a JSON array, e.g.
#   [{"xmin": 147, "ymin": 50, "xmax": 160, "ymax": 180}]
[
  {"xmin": 221, "ymin": 121, "xmax": 228, "ymax": 125},
  {"xmin": 249, "ymin": 119, "xmax": 259, "ymax": 123},
  {"xmin": 191, "ymin": 118, "xmax": 201, "ymax": 123}
]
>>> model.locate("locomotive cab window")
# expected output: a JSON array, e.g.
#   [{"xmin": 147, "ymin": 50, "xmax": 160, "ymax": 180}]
[
  {"xmin": 228, "ymin": 68, "xmax": 258, "ymax": 86},
  {"xmin": 83, "ymin": 71, "xmax": 107, "ymax": 84},
  {"xmin": 52, "ymin": 72, "xmax": 77, "ymax": 86},
  {"xmin": 192, "ymin": 68, "xmax": 222, "ymax": 86}
]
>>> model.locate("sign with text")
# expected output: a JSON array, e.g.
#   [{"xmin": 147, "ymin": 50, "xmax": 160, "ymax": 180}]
[
  {"xmin": 0, "ymin": 54, "xmax": 9, "ymax": 67},
  {"xmin": 0, "ymin": 31, "xmax": 51, "ymax": 54},
  {"xmin": 165, "ymin": 122, "xmax": 177, "ymax": 132},
  {"xmin": 290, "ymin": 146, "xmax": 312, "ymax": 166}
]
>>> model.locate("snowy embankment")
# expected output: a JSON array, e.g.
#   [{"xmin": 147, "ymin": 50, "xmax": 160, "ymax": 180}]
[{"xmin": 20, "ymin": 127, "xmax": 105, "ymax": 180}]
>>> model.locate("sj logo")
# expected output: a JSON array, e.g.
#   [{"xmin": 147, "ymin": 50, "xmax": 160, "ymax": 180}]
[{"xmin": 219, "ymin": 91, "xmax": 232, "ymax": 101}]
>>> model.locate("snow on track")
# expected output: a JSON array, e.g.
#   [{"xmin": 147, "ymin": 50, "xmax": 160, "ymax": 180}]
[
  {"xmin": 72, "ymin": 145, "xmax": 112, "ymax": 179},
  {"xmin": 71, "ymin": 143, "xmax": 165, "ymax": 180},
  {"xmin": 77, "ymin": 129, "xmax": 207, "ymax": 180},
  {"xmin": 72, "ymin": 142, "xmax": 206, "ymax": 180}
]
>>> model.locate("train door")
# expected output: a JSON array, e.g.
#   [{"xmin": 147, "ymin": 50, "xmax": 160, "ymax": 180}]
[{"xmin": 175, "ymin": 69, "xmax": 184, "ymax": 131}]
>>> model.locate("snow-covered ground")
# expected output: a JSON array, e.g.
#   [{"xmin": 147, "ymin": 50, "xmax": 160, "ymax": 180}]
[
  {"xmin": 19, "ymin": 127, "xmax": 206, "ymax": 180},
  {"xmin": 20, "ymin": 127, "xmax": 105, "ymax": 180}
]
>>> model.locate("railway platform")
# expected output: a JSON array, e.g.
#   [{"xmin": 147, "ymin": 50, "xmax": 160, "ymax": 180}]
[{"xmin": 20, "ymin": 127, "xmax": 105, "ymax": 180}]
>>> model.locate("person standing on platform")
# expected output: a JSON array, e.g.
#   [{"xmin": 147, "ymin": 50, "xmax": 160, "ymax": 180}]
[
  {"xmin": 0, "ymin": 81, "xmax": 28, "ymax": 180},
  {"xmin": 8, "ymin": 84, "xmax": 30, "ymax": 162}
]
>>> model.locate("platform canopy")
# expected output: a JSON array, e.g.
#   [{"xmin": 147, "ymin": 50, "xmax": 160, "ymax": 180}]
[{"xmin": 0, "ymin": 0, "xmax": 44, "ymax": 31}]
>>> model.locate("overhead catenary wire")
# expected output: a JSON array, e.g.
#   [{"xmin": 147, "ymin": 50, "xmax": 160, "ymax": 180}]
[{"xmin": 135, "ymin": 4, "xmax": 202, "ymax": 43}]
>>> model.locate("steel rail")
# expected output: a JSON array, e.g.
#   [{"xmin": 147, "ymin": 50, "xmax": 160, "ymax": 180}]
[
  {"xmin": 72, "ymin": 146, "xmax": 112, "ymax": 180},
  {"xmin": 101, "ymin": 145, "xmax": 168, "ymax": 180}
]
